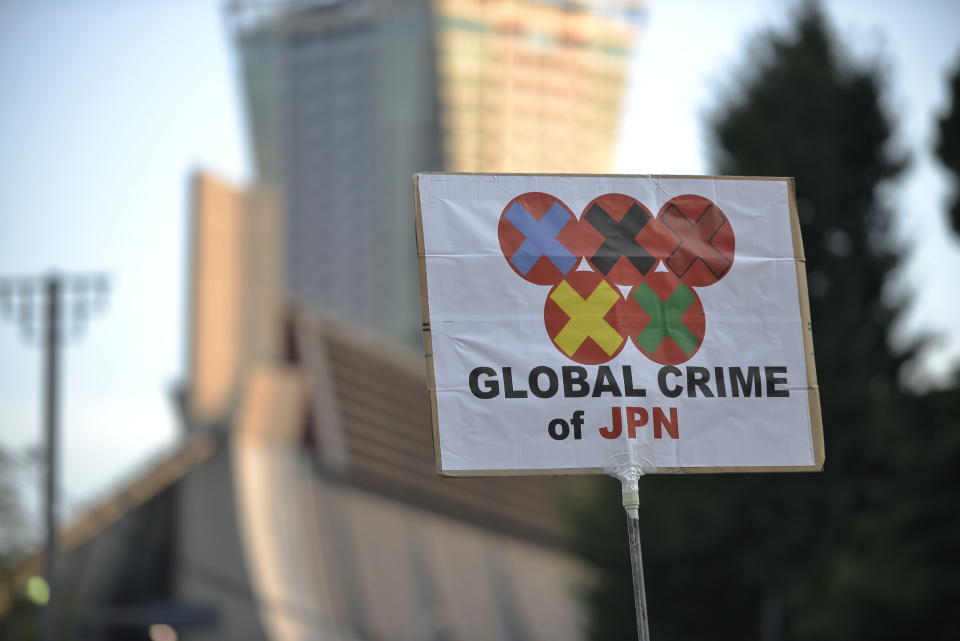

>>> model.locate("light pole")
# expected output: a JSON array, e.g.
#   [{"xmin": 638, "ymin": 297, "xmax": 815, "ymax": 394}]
[{"xmin": 0, "ymin": 273, "xmax": 109, "ymax": 641}]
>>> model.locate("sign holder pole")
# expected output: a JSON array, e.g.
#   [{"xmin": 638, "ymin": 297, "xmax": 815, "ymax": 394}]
[{"xmin": 606, "ymin": 446, "xmax": 654, "ymax": 641}]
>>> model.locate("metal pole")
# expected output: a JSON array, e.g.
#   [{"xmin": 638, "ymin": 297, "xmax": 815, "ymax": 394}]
[
  {"xmin": 625, "ymin": 507, "xmax": 651, "ymax": 641},
  {"xmin": 42, "ymin": 275, "xmax": 60, "ymax": 641}
]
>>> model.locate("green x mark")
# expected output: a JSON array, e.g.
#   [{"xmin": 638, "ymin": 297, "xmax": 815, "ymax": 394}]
[{"xmin": 632, "ymin": 281, "xmax": 700, "ymax": 355}]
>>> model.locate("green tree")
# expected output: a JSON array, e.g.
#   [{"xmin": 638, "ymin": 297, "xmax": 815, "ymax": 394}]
[
  {"xmin": 570, "ymin": 4, "xmax": 960, "ymax": 640},
  {"xmin": 937, "ymin": 58, "xmax": 960, "ymax": 235}
]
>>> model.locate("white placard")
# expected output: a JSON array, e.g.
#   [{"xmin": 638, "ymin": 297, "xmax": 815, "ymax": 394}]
[{"xmin": 415, "ymin": 174, "xmax": 823, "ymax": 476}]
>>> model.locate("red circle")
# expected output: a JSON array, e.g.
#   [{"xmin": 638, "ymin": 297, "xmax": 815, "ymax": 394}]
[
  {"xmin": 498, "ymin": 192, "xmax": 581, "ymax": 285},
  {"xmin": 544, "ymin": 271, "xmax": 629, "ymax": 365},
  {"xmin": 580, "ymin": 194, "xmax": 677, "ymax": 286},
  {"xmin": 626, "ymin": 271, "xmax": 706, "ymax": 365},
  {"xmin": 656, "ymin": 195, "xmax": 735, "ymax": 287}
]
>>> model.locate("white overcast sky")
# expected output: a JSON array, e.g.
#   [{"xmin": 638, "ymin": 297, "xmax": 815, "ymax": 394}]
[{"xmin": 1, "ymin": 0, "xmax": 959, "ymax": 521}]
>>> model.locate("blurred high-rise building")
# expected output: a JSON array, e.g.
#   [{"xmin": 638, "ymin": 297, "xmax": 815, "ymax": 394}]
[
  {"xmin": 231, "ymin": 0, "xmax": 444, "ymax": 347},
  {"xmin": 435, "ymin": 0, "xmax": 638, "ymax": 172},
  {"xmin": 229, "ymin": 0, "xmax": 643, "ymax": 346}
]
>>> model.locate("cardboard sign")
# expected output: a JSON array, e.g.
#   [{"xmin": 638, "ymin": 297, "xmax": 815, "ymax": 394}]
[{"xmin": 414, "ymin": 174, "xmax": 823, "ymax": 476}]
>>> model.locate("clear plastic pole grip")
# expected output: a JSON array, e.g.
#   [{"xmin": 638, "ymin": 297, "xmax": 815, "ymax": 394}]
[{"xmin": 605, "ymin": 442, "xmax": 656, "ymax": 641}]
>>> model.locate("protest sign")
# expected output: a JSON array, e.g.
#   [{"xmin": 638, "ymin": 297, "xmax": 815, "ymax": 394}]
[{"xmin": 415, "ymin": 174, "xmax": 823, "ymax": 476}]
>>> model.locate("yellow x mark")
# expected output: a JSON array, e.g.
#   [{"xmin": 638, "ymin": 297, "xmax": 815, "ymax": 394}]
[{"xmin": 549, "ymin": 279, "xmax": 624, "ymax": 356}]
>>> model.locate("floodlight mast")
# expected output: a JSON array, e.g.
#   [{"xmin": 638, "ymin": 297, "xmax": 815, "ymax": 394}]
[{"xmin": 0, "ymin": 272, "xmax": 109, "ymax": 641}]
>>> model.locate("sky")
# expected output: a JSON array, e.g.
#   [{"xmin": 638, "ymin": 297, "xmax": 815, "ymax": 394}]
[{"xmin": 0, "ymin": 0, "xmax": 959, "ymax": 531}]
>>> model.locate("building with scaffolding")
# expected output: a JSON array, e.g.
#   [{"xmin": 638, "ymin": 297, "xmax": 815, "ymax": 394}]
[{"xmin": 434, "ymin": 0, "xmax": 638, "ymax": 173}]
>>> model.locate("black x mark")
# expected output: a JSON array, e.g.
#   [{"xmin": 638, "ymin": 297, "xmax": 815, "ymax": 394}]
[{"xmin": 584, "ymin": 203, "xmax": 655, "ymax": 276}]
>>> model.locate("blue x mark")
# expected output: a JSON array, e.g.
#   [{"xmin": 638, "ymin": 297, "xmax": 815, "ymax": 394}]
[{"xmin": 504, "ymin": 202, "xmax": 577, "ymax": 276}]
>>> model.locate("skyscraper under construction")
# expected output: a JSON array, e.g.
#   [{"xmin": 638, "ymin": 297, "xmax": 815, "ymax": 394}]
[
  {"xmin": 434, "ymin": 0, "xmax": 638, "ymax": 173},
  {"xmin": 229, "ymin": 0, "xmax": 644, "ymax": 345}
]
